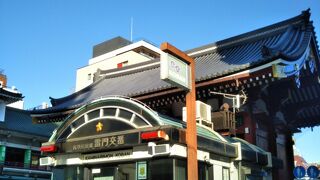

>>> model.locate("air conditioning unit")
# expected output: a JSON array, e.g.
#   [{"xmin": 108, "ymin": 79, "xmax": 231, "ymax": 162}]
[
  {"xmin": 40, "ymin": 157, "xmax": 54, "ymax": 166},
  {"xmin": 148, "ymin": 143, "xmax": 170, "ymax": 156},
  {"xmin": 182, "ymin": 101, "xmax": 213, "ymax": 129},
  {"xmin": 196, "ymin": 101, "xmax": 211, "ymax": 122}
]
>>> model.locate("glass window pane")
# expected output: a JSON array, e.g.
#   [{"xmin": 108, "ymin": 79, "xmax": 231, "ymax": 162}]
[
  {"xmin": 118, "ymin": 109, "xmax": 132, "ymax": 120},
  {"xmin": 133, "ymin": 116, "xmax": 148, "ymax": 126},
  {"xmin": 72, "ymin": 116, "xmax": 85, "ymax": 129},
  {"xmin": 198, "ymin": 162, "xmax": 209, "ymax": 180},
  {"xmin": 150, "ymin": 158, "xmax": 173, "ymax": 180},
  {"xmin": 223, "ymin": 167, "xmax": 230, "ymax": 180},
  {"xmin": 175, "ymin": 159, "xmax": 186, "ymax": 180},
  {"xmin": 103, "ymin": 108, "xmax": 116, "ymax": 117},
  {"xmin": 88, "ymin": 110, "xmax": 100, "ymax": 120}
]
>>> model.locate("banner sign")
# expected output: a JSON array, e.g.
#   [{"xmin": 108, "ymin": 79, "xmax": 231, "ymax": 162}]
[
  {"xmin": 83, "ymin": 149, "xmax": 133, "ymax": 162},
  {"xmin": 137, "ymin": 161, "xmax": 147, "ymax": 179},
  {"xmin": 62, "ymin": 132, "xmax": 139, "ymax": 153}
]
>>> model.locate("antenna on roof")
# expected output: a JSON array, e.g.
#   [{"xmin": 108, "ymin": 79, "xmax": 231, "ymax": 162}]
[{"xmin": 130, "ymin": 17, "xmax": 133, "ymax": 42}]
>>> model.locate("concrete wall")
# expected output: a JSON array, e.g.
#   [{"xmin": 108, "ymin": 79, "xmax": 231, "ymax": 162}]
[{"xmin": 75, "ymin": 51, "xmax": 152, "ymax": 91}]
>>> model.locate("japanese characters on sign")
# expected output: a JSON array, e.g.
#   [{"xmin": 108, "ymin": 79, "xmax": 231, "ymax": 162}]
[
  {"xmin": 62, "ymin": 132, "xmax": 139, "ymax": 153},
  {"xmin": 72, "ymin": 135, "xmax": 125, "ymax": 151}
]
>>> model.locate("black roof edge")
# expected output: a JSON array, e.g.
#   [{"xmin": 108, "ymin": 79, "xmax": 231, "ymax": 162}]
[
  {"xmin": 0, "ymin": 88, "xmax": 24, "ymax": 99},
  {"xmin": 186, "ymin": 9, "xmax": 311, "ymax": 55},
  {"xmin": 48, "ymin": 59, "xmax": 160, "ymax": 107}
]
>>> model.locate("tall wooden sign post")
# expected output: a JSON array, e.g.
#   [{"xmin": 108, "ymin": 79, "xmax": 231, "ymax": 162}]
[{"xmin": 160, "ymin": 42, "xmax": 198, "ymax": 180}]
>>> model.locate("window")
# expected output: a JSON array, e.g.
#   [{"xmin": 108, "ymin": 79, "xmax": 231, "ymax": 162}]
[
  {"xmin": 88, "ymin": 73, "xmax": 92, "ymax": 80},
  {"xmin": 31, "ymin": 151, "xmax": 41, "ymax": 167},
  {"xmin": 5, "ymin": 147, "xmax": 25, "ymax": 167},
  {"xmin": 222, "ymin": 167, "xmax": 230, "ymax": 180},
  {"xmin": 174, "ymin": 159, "xmax": 186, "ymax": 180},
  {"xmin": 150, "ymin": 158, "xmax": 173, "ymax": 179},
  {"xmin": 198, "ymin": 162, "xmax": 209, "ymax": 180}
]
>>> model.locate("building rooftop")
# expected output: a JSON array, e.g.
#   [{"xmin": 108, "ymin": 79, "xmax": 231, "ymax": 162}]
[
  {"xmin": 1, "ymin": 107, "xmax": 58, "ymax": 137},
  {"xmin": 32, "ymin": 9, "xmax": 317, "ymax": 115}
]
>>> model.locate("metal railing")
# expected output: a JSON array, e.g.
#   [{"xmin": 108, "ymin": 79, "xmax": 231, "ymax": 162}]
[
  {"xmin": 211, "ymin": 110, "xmax": 236, "ymax": 135},
  {"xmin": 0, "ymin": 161, "xmax": 50, "ymax": 171}
]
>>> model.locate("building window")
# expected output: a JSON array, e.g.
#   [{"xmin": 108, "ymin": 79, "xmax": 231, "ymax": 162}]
[
  {"xmin": 4, "ymin": 147, "xmax": 25, "ymax": 167},
  {"xmin": 174, "ymin": 159, "xmax": 186, "ymax": 180},
  {"xmin": 198, "ymin": 162, "xmax": 210, "ymax": 180},
  {"xmin": 222, "ymin": 167, "xmax": 230, "ymax": 180},
  {"xmin": 87, "ymin": 73, "xmax": 92, "ymax": 80},
  {"xmin": 150, "ymin": 158, "xmax": 173, "ymax": 179},
  {"xmin": 31, "ymin": 151, "xmax": 41, "ymax": 168}
]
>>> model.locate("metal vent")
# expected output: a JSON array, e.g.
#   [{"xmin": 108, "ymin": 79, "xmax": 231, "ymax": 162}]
[
  {"xmin": 154, "ymin": 144, "xmax": 169, "ymax": 154},
  {"xmin": 40, "ymin": 157, "xmax": 54, "ymax": 166}
]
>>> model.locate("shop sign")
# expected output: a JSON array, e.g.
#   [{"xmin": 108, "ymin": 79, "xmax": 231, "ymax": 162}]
[
  {"xmin": 83, "ymin": 149, "xmax": 132, "ymax": 162},
  {"xmin": 161, "ymin": 53, "xmax": 190, "ymax": 90},
  {"xmin": 62, "ymin": 132, "xmax": 139, "ymax": 153},
  {"xmin": 137, "ymin": 161, "xmax": 147, "ymax": 179}
]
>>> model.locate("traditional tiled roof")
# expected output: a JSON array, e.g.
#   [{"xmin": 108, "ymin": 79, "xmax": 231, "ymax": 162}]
[
  {"xmin": 0, "ymin": 107, "xmax": 58, "ymax": 137},
  {"xmin": 31, "ymin": 10, "xmax": 318, "ymax": 117},
  {"xmin": 0, "ymin": 87, "xmax": 23, "ymax": 104}
]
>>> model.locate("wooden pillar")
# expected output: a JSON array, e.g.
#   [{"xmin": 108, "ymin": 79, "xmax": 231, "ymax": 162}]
[
  {"xmin": 185, "ymin": 58, "xmax": 197, "ymax": 180},
  {"xmin": 286, "ymin": 132, "xmax": 295, "ymax": 180},
  {"xmin": 160, "ymin": 43, "xmax": 198, "ymax": 180},
  {"xmin": 268, "ymin": 124, "xmax": 279, "ymax": 180}
]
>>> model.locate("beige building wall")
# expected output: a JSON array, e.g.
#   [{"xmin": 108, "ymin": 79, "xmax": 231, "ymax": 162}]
[{"xmin": 75, "ymin": 51, "xmax": 152, "ymax": 91}]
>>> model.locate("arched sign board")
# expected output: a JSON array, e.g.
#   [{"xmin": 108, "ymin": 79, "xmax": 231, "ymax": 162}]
[
  {"xmin": 47, "ymin": 97, "xmax": 166, "ymax": 153},
  {"xmin": 293, "ymin": 166, "xmax": 306, "ymax": 179},
  {"xmin": 307, "ymin": 165, "xmax": 319, "ymax": 179}
]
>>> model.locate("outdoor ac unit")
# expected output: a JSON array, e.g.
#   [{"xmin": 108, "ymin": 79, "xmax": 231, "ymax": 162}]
[
  {"xmin": 182, "ymin": 101, "xmax": 212, "ymax": 122},
  {"xmin": 196, "ymin": 101, "xmax": 211, "ymax": 122},
  {"xmin": 182, "ymin": 101, "xmax": 213, "ymax": 129},
  {"xmin": 148, "ymin": 143, "xmax": 170, "ymax": 156},
  {"xmin": 40, "ymin": 157, "xmax": 54, "ymax": 166}
]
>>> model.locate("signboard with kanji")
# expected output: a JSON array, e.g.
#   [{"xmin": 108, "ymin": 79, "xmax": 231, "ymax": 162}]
[{"xmin": 61, "ymin": 132, "xmax": 139, "ymax": 153}]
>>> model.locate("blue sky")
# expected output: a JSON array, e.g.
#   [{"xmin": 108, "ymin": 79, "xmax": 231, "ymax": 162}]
[{"xmin": 1, "ymin": 0, "xmax": 320, "ymax": 163}]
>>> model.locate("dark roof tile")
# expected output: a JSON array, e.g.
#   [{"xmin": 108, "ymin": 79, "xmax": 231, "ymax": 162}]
[{"xmin": 1, "ymin": 107, "xmax": 58, "ymax": 137}]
